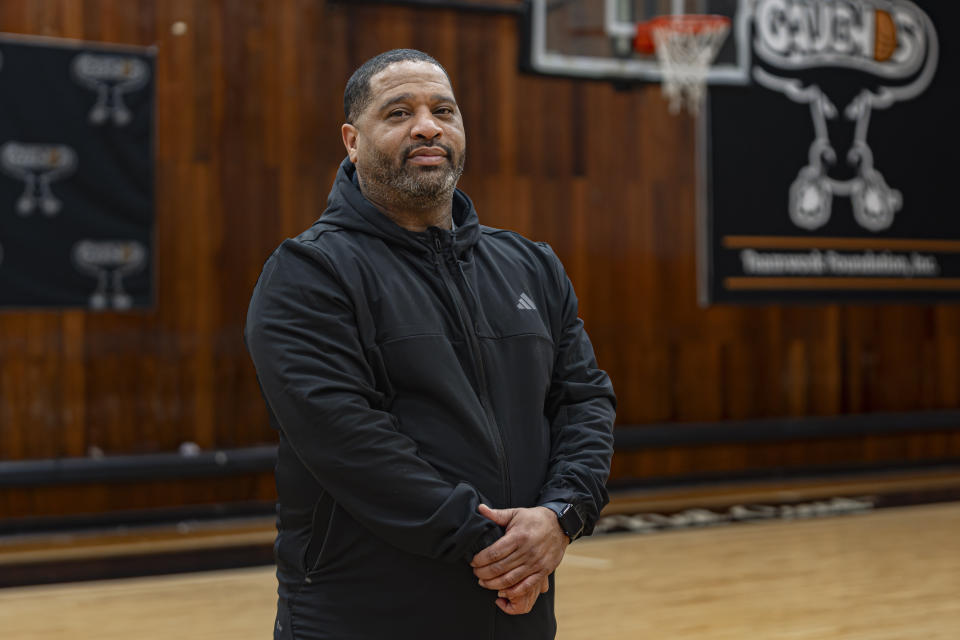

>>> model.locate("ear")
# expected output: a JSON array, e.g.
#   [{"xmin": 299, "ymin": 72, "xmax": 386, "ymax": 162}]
[{"xmin": 342, "ymin": 123, "xmax": 359, "ymax": 163}]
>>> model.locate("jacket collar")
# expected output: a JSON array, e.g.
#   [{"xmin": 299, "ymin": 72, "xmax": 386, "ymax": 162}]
[{"xmin": 321, "ymin": 158, "xmax": 479, "ymax": 258}]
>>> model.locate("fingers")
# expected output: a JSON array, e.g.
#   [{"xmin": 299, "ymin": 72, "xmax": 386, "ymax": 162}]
[
  {"xmin": 473, "ymin": 504, "xmax": 568, "ymax": 598},
  {"xmin": 496, "ymin": 573, "xmax": 545, "ymax": 601},
  {"xmin": 473, "ymin": 546, "xmax": 527, "ymax": 580},
  {"xmin": 493, "ymin": 576, "xmax": 549, "ymax": 616},
  {"xmin": 495, "ymin": 593, "xmax": 537, "ymax": 616},
  {"xmin": 472, "ymin": 508, "xmax": 546, "ymax": 571},
  {"xmin": 479, "ymin": 564, "xmax": 532, "ymax": 591},
  {"xmin": 495, "ymin": 597, "xmax": 524, "ymax": 615},
  {"xmin": 471, "ymin": 535, "xmax": 520, "ymax": 569},
  {"xmin": 477, "ymin": 504, "xmax": 516, "ymax": 527}
]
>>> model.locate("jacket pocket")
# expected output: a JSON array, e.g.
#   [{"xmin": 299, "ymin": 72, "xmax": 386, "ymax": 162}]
[
  {"xmin": 302, "ymin": 490, "xmax": 335, "ymax": 575},
  {"xmin": 275, "ymin": 503, "xmax": 313, "ymax": 583},
  {"xmin": 364, "ymin": 343, "xmax": 396, "ymax": 411}
]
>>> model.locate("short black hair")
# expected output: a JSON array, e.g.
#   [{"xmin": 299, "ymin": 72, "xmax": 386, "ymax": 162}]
[{"xmin": 343, "ymin": 49, "xmax": 450, "ymax": 124}]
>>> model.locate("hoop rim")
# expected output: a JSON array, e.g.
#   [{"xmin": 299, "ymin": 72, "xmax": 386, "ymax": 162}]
[{"xmin": 634, "ymin": 14, "xmax": 732, "ymax": 55}]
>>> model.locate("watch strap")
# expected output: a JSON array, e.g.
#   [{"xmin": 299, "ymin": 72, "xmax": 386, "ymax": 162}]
[{"xmin": 542, "ymin": 501, "xmax": 584, "ymax": 542}]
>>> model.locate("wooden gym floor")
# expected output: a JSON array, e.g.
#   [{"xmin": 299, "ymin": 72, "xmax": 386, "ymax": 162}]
[{"xmin": 1, "ymin": 500, "xmax": 958, "ymax": 639}]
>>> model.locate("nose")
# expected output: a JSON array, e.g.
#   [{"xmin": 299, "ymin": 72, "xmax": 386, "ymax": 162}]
[{"xmin": 410, "ymin": 108, "xmax": 442, "ymax": 141}]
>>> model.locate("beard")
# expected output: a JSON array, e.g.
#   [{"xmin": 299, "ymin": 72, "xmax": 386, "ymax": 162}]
[{"xmin": 357, "ymin": 141, "xmax": 465, "ymax": 211}]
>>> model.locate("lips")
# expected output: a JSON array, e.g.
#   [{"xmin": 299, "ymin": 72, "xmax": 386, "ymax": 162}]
[
  {"xmin": 407, "ymin": 147, "xmax": 448, "ymax": 166},
  {"xmin": 408, "ymin": 147, "xmax": 446, "ymax": 158}
]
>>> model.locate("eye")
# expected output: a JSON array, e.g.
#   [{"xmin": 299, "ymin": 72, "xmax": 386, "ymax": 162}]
[
  {"xmin": 388, "ymin": 109, "xmax": 409, "ymax": 119},
  {"xmin": 435, "ymin": 107, "xmax": 454, "ymax": 116}
]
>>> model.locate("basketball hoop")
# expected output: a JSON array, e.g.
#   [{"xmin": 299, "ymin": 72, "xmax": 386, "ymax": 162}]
[{"xmin": 634, "ymin": 15, "xmax": 731, "ymax": 116}]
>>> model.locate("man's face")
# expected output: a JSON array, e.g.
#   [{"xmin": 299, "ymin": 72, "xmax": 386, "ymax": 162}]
[{"xmin": 342, "ymin": 61, "xmax": 466, "ymax": 209}]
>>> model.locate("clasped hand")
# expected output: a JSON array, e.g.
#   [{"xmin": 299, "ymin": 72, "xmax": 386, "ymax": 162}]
[{"xmin": 470, "ymin": 504, "xmax": 569, "ymax": 615}]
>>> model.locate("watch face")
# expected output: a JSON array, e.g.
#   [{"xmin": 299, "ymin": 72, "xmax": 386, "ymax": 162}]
[{"xmin": 559, "ymin": 504, "xmax": 584, "ymax": 539}]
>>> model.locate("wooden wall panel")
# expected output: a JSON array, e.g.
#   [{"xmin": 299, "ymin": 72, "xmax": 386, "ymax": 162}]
[
  {"xmin": 0, "ymin": 473, "xmax": 276, "ymax": 522},
  {"xmin": 0, "ymin": 0, "xmax": 958, "ymax": 520}
]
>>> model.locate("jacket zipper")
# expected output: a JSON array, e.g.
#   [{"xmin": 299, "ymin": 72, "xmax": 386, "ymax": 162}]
[{"xmin": 432, "ymin": 231, "xmax": 512, "ymax": 506}]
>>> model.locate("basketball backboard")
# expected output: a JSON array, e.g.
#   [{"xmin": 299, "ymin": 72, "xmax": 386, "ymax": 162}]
[{"xmin": 523, "ymin": 0, "xmax": 751, "ymax": 85}]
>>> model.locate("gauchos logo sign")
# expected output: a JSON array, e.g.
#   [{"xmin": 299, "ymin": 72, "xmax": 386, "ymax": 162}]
[
  {"xmin": 0, "ymin": 141, "xmax": 77, "ymax": 216},
  {"xmin": 753, "ymin": 0, "xmax": 928, "ymax": 75},
  {"xmin": 71, "ymin": 239, "xmax": 147, "ymax": 310},
  {"xmin": 71, "ymin": 53, "xmax": 150, "ymax": 127},
  {"xmin": 749, "ymin": 0, "xmax": 938, "ymax": 232}
]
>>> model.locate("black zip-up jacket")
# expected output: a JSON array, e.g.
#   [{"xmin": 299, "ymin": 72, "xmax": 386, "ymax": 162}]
[{"xmin": 245, "ymin": 159, "xmax": 615, "ymax": 639}]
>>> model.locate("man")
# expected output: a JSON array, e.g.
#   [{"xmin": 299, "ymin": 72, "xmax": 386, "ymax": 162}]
[{"xmin": 245, "ymin": 49, "xmax": 615, "ymax": 639}]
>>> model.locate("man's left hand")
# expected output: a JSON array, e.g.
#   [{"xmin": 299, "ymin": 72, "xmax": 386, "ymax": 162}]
[
  {"xmin": 471, "ymin": 504, "xmax": 569, "ymax": 600},
  {"xmin": 494, "ymin": 575, "xmax": 550, "ymax": 616}
]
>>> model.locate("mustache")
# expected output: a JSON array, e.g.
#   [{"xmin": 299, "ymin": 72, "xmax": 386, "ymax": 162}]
[{"xmin": 403, "ymin": 141, "xmax": 455, "ymax": 158}]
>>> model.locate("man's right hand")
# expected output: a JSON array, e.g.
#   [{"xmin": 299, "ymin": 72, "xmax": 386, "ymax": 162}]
[{"xmin": 494, "ymin": 576, "xmax": 550, "ymax": 616}]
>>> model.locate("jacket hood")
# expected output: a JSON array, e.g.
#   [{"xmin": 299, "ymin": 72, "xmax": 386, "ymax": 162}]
[{"xmin": 319, "ymin": 158, "xmax": 480, "ymax": 257}]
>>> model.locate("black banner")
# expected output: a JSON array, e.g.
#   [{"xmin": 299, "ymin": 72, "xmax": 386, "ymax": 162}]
[
  {"xmin": 0, "ymin": 35, "xmax": 154, "ymax": 310},
  {"xmin": 704, "ymin": 1, "xmax": 958, "ymax": 303}
]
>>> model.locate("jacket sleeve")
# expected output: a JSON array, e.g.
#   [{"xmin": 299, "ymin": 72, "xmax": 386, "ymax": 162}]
[
  {"xmin": 536, "ymin": 245, "xmax": 616, "ymax": 536},
  {"xmin": 245, "ymin": 240, "xmax": 501, "ymax": 562}
]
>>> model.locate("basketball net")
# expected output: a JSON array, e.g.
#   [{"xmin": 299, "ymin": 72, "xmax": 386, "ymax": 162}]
[{"xmin": 645, "ymin": 16, "xmax": 731, "ymax": 116}]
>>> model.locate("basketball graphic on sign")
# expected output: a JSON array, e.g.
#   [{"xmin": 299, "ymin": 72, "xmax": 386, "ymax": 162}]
[{"xmin": 874, "ymin": 10, "xmax": 897, "ymax": 62}]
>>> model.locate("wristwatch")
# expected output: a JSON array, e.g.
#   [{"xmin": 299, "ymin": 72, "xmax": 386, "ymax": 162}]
[{"xmin": 544, "ymin": 502, "xmax": 584, "ymax": 542}]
